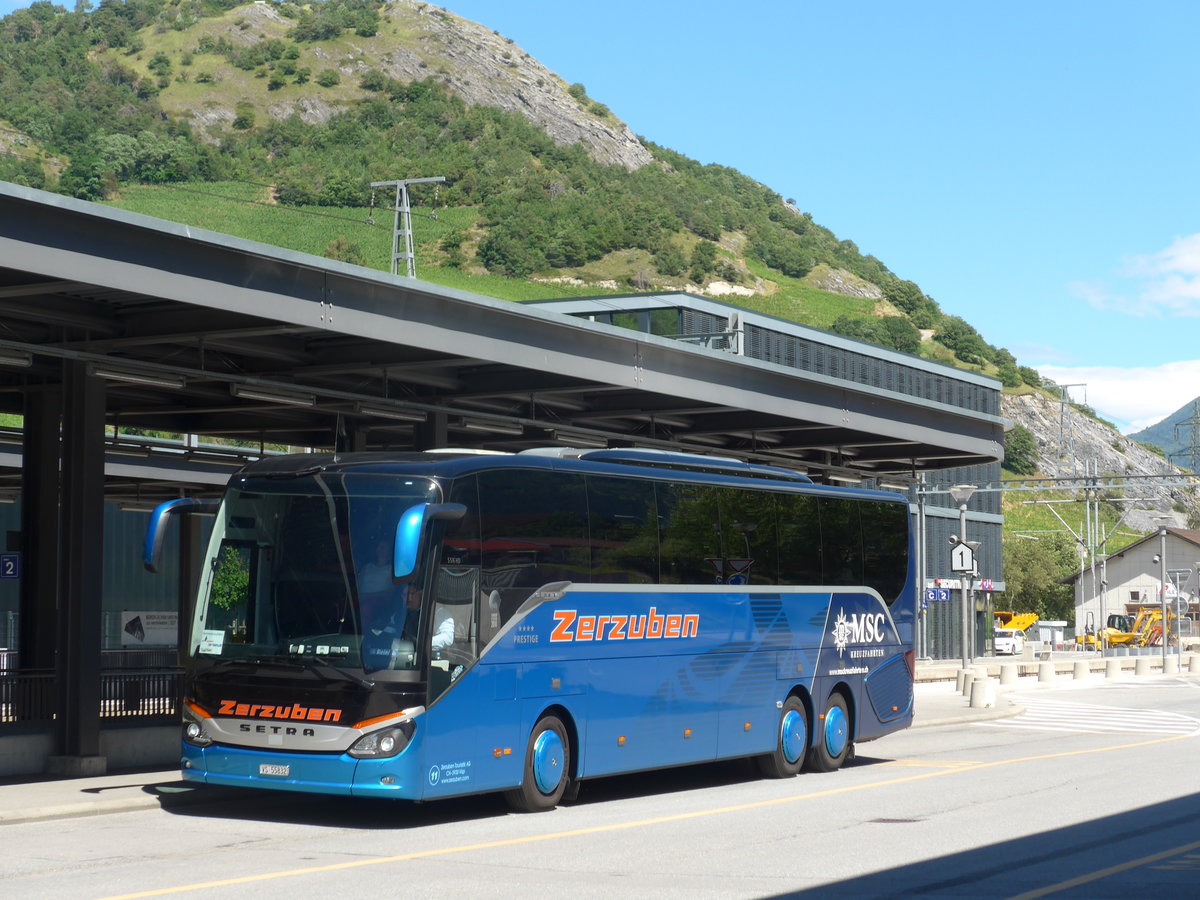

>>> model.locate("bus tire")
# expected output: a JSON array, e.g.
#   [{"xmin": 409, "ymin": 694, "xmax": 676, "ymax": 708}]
[
  {"xmin": 807, "ymin": 692, "xmax": 851, "ymax": 772},
  {"xmin": 755, "ymin": 696, "xmax": 807, "ymax": 778},
  {"xmin": 504, "ymin": 714, "xmax": 569, "ymax": 812}
]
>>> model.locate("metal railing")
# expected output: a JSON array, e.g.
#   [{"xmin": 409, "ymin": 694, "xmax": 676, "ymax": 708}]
[{"xmin": 0, "ymin": 668, "xmax": 182, "ymax": 727}]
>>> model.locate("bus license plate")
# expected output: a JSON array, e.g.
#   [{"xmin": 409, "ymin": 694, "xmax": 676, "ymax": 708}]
[{"xmin": 259, "ymin": 763, "xmax": 290, "ymax": 777}]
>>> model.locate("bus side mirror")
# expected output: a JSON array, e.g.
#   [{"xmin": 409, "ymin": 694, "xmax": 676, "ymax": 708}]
[
  {"xmin": 143, "ymin": 498, "xmax": 220, "ymax": 573},
  {"xmin": 394, "ymin": 502, "xmax": 466, "ymax": 579}
]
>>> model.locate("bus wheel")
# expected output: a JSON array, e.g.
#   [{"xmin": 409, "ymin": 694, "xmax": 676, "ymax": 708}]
[
  {"xmin": 504, "ymin": 714, "xmax": 569, "ymax": 812},
  {"xmin": 807, "ymin": 693, "xmax": 851, "ymax": 772},
  {"xmin": 755, "ymin": 696, "xmax": 807, "ymax": 778}
]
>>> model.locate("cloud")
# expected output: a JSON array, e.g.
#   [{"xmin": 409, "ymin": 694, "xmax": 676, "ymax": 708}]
[
  {"xmin": 1036, "ymin": 360, "xmax": 1200, "ymax": 434},
  {"xmin": 1096, "ymin": 234, "xmax": 1200, "ymax": 317}
]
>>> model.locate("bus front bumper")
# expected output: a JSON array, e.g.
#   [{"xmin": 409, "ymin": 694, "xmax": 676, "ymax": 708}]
[{"xmin": 181, "ymin": 742, "xmax": 424, "ymax": 799}]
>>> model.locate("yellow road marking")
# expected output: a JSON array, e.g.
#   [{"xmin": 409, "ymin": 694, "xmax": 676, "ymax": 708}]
[
  {"xmin": 1004, "ymin": 837, "xmax": 1200, "ymax": 900},
  {"xmin": 95, "ymin": 731, "xmax": 1190, "ymax": 900}
]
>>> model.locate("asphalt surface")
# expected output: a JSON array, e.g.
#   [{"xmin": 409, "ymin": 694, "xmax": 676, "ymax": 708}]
[{"xmin": 1, "ymin": 657, "xmax": 1192, "ymax": 826}]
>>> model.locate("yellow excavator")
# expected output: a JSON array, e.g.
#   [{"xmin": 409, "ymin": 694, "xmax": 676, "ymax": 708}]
[{"xmin": 1077, "ymin": 609, "xmax": 1169, "ymax": 649}]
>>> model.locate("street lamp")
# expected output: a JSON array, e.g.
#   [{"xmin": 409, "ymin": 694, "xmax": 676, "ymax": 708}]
[
  {"xmin": 1155, "ymin": 524, "xmax": 1168, "ymax": 668},
  {"xmin": 949, "ymin": 484, "xmax": 976, "ymax": 669}
]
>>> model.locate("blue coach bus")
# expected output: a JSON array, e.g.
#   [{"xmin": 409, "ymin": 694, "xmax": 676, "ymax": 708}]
[{"xmin": 147, "ymin": 448, "xmax": 915, "ymax": 811}]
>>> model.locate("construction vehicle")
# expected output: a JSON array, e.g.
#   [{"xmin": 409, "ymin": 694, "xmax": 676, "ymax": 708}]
[
  {"xmin": 1081, "ymin": 609, "xmax": 1172, "ymax": 648},
  {"xmin": 1075, "ymin": 612, "xmax": 1134, "ymax": 649},
  {"xmin": 994, "ymin": 611, "xmax": 1039, "ymax": 633}
]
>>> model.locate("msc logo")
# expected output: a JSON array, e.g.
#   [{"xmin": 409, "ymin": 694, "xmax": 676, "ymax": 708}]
[
  {"xmin": 550, "ymin": 607, "xmax": 700, "ymax": 643},
  {"xmin": 830, "ymin": 610, "xmax": 887, "ymax": 656}
]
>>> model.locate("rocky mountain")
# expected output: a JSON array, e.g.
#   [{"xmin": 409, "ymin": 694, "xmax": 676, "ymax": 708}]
[
  {"xmin": 1002, "ymin": 391, "xmax": 1200, "ymax": 531},
  {"xmin": 126, "ymin": 1, "xmax": 654, "ymax": 172}
]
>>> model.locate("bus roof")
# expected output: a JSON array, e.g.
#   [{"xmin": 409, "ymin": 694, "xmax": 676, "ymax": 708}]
[{"xmin": 230, "ymin": 448, "xmax": 914, "ymax": 500}]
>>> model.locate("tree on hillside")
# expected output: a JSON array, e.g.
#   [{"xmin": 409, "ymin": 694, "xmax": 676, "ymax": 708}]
[
  {"xmin": 1004, "ymin": 425, "xmax": 1040, "ymax": 475},
  {"xmin": 935, "ymin": 316, "xmax": 993, "ymax": 366}
]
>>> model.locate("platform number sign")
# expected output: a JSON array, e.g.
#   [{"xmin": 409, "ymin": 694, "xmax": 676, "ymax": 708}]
[
  {"xmin": 0, "ymin": 552, "xmax": 20, "ymax": 579},
  {"xmin": 950, "ymin": 542, "xmax": 975, "ymax": 573}
]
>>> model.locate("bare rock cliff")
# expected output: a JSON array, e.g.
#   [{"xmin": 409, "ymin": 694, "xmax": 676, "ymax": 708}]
[
  {"xmin": 1002, "ymin": 392, "xmax": 1199, "ymax": 531},
  {"xmin": 378, "ymin": 2, "xmax": 653, "ymax": 171}
]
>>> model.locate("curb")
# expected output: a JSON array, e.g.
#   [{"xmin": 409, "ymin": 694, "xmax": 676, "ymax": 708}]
[
  {"xmin": 0, "ymin": 781, "xmax": 242, "ymax": 827},
  {"xmin": 914, "ymin": 698, "xmax": 1025, "ymax": 729}
]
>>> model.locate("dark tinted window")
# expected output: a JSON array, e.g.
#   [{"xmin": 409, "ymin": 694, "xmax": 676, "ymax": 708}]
[
  {"xmin": 860, "ymin": 499, "xmax": 910, "ymax": 603},
  {"xmin": 477, "ymin": 468, "xmax": 589, "ymax": 622},
  {"xmin": 820, "ymin": 497, "xmax": 863, "ymax": 586},
  {"xmin": 719, "ymin": 489, "xmax": 777, "ymax": 585},
  {"xmin": 776, "ymin": 493, "xmax": 823, "ymax": 585},
  {"xmin": 657, "ymin": 482, "xmax": 723, "ymax": 584},
  {"xmin": 586, "ymin": 475, "xmax": 659, "ymax": 583}
]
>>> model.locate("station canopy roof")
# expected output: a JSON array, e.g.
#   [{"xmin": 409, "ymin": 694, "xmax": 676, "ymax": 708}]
[{"xmin": 0, "ymin": 181, "xmax": 1005, "ymax": 500}]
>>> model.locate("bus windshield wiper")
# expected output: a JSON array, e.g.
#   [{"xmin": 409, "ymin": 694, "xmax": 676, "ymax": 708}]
[
  {"xmin": 206, "ymin": 655, "xmax": 287, "ymax": 670},
  {"xmin": 300, "ymin": 657, "xmax": 375, "ymax": 689}
]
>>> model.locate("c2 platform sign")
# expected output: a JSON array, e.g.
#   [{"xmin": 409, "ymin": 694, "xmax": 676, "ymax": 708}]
[{"xmin": 0, "ymin": 552, "xmax": 20, "ymax": 579}]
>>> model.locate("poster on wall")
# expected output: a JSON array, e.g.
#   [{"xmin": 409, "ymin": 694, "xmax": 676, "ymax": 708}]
[{"xmin": 121, "ymin": 611, "xmax": 178, "ymax": 646}]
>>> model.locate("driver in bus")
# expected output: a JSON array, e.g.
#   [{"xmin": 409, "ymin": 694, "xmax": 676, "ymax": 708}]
[{"xmin": 401, "ymin": 585, "xmax": 456, "ymax": 653}]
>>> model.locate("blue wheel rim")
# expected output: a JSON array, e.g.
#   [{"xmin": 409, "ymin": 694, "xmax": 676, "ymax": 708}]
[
  {"xmin": 824, "ymin": 704, "xmax": 848, "ymax": 758},
  {"xmin": 781, "ymin": 708, "xmax": 806, "ymax": 764},
  {"xmin": 532, "ymin": 728, "xmax": 564, "ymax": 794}
]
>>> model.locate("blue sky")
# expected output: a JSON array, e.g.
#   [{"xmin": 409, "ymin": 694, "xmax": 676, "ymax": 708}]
[{"xmin": 3, "ymin": 0, "xmax": 1199, "ymax": 433}]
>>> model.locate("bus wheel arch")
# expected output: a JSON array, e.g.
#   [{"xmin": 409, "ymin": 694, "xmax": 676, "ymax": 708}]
[
  {"xmin": 808, "ymin": 685, "xmax": 854, "ymax": 773},
  {"xmin": 504, "ymin": 705, "xmax": 576, "ymax": 813}
]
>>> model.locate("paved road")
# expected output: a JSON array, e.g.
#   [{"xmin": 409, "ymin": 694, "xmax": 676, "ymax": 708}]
[{"xmin": 2, "ymin": 677, "xmax": 1198, "ymax": 899}]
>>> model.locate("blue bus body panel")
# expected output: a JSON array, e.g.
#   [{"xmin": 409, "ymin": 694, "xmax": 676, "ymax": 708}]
[
  {"xmin": 459, "ymin": 584, "xmax": 910, "ymax": 781},
  {"xmin": 183, "ymin": 584, "xmax": 912, "ymax": 798}
]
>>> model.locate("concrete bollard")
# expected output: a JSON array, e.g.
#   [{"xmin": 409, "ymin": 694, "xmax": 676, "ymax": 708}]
[
  {"xmin": 1037, "ymin": 661, "xmax": 1055, "ymax": 683},
  {"xmin": 1135, "ymin": 656, "xmax": 1151, "ymax": 677},
  {"xmin": 1164, "ymin": 655, "xmax": 1179, "ymax": 675},
  {"xmin": 961, "ymin": 671, "xmax": 975, "ymax": 696},
  {"xmin": 1105, "ymin": 659, "xmax": 1121, "ymax": 679},
  {"xmin": 1190, "ymin": 655, "xmax": 1200, "ymax": 674},
  {"xmin": 955, "ymin": 669, "xmax": 968, "ymax": 692},
  {"xmin": 1073, "ymin": 660, "xmax": 1089, "ymax": 680},
  {"xmin": 1000, "ymin": 664, "xmax": 1018, "ymax": 685},
  {"xmin": 969, "ymin": 677, "xmax": 996, "ymax": 709}
]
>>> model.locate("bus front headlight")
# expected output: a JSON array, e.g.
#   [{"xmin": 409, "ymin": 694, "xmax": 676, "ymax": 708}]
[{"xmin": 348, "ymin": 718, "xmax": 415, "ymax": 759}]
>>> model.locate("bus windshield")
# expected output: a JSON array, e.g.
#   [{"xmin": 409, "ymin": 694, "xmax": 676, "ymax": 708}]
[{"xmin": 189, "ymin": 472, "xmax": 440, "ymax": 674}]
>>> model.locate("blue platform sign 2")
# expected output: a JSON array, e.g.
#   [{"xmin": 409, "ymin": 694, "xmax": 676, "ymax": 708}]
[{"xmin": 0, "ymin": 552, "xmax": 20, "ymax": 579}]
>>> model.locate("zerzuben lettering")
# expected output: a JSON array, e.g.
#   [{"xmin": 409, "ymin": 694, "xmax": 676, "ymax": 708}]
[
  {"xmin": 550, "ymin": 607, "xmax": 699, "ymax": 643},
  {"xmin": 217, "ymin": 699, "xmax": 342, "ymax": 723}
]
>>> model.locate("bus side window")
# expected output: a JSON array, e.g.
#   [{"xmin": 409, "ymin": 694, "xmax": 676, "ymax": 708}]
[
  {"xmin": 586, "ymin": 475, "xmax": 658, "ymax": 584},
  {"xmin": 860, "ymin": 500, "xmax": 909, "ymax": 604},
  {"xmin": 657, "ymin": 482, "xmax": 722, "ymax": 584},
  {"xmin": 777, "ymin": 494, "xmax": 822, "ymax": 586},
  {"xmin": 820, "ymin": 497, "xmax": 863, "ymax": 586},
  {"xmin": 719, "ymin": 488, "xmax": 777, "ymax": 585},
  {"xmin": 478, "ymin": 468, "xmax": 588, "ymax": 626}
]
